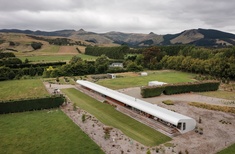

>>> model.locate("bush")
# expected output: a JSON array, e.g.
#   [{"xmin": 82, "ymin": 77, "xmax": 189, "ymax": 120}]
[
  {"xmin": 0, "ymin": 95, "xmax": 65, "ymax": 114},
  {"xmin": 162, "ymin": 100, "xmax": 174, "ymax": 105}
]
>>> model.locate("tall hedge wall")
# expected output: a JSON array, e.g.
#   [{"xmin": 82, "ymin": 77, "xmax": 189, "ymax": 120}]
[
  {"xmin": 141, "ymin": 81, "xmax": 220, "ymax": 98},
  {"xmin": 141, "ymin": 86, "xmax": 165, "ymax": 98},
  {"xmin": 0, "ymin": 95, "xmax": 65, "ymax": 114}
]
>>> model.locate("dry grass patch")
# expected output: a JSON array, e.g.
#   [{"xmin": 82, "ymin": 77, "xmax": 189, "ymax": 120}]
[{"xmin": 189, "ymin": 102, "xmax": 235, "ymax": 114}]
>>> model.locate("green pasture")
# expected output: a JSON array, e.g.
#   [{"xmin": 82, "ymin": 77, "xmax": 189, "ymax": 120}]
[
  {"xmin": 97, "ymin": 71, "xmax": 195, "ymax": 89},
  {"xmin": 0, "ymin": 110, "xmax": 104, "ymax": 154},
  {"xmin": 62, "ymin": 88, "xmax": 171, "ymax": 146},
  {"xmin": 218, "ymin": 143, "xmax": 235, "ymax": 154},
  {"xmin": 0, "ymin": 79, "xmax": 49, "ymax": 101}
]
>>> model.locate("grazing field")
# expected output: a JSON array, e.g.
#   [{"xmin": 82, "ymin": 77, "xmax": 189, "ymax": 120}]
[
  {"xmin": 0, "ymin": 110, "xmax": 104, "ymax": 154},
  {"xmin": 97, "ymin": 70, "xmax": 195, "ymax": 89},
  {"xmin": 199, "ymin": 90, "xmax": 235, "ymax": 100},
  {"xmin": 62, "ymin": 88, "xmax": 171, "ymax": 146},
  {"xmin": 218, "ymin": 143, "xmax": 235, "ymax": 154},
  {"xmin": 0, "ymin": 79, "xmax": 49, "ymax": 101}
]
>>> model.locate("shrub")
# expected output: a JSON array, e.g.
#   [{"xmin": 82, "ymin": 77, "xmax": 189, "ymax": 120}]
[
  {"xmin": 82, "ymin": 114, "xmax": 86, "ymax": 122},
  {"xmin": 162, "ymin": 100, "xmax": 174, "ymax": 105}
]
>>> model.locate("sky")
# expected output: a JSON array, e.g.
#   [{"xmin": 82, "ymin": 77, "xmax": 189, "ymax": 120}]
[{"xmin": 0, "ymin": 0, "xmax": 234, "ymax": 34}]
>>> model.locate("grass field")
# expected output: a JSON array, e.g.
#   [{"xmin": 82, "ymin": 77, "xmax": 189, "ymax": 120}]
[
  {"xmin": 0, "ymin": 79, "xmax": 49, "ymax": 101},
  {"xmin": 97, "ymin": 71, "xmax": 195, "ymax": 89},
  {"xmin": 0, "ymin": 110, "xmax": 104, "ymax": 154},
  {"xmin": 218, "ymin": 143, "xmax": 235, "ymax": 154},
  {"xmin": 62, "ymin": 88, "xmax": 171, "ymax": 146}
]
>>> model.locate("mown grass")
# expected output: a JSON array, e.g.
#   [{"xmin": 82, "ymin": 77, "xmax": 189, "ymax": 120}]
[
  {"xmin": 97, "ymin": 71, "xmax": 195, "ymax": 89},
  {"xmin": 0, "ymin": 109, "xmax": 104, "ymax": 154},
  {"xmin": 218, "ymin": 143, "xmax": 235, "ymax": 154},
  {"xmin": 0, "ymin": 79, "xmax": 49, "ymax": 101},
  {"xmin": 199, "ymin": 90, "xmax": 235, "ymax": 100},
  {"xmin": 62, "ymin": 88, "xmax": 171, "ymax": 146},
  {"xmin": 189, "ymin": 102, "xmax": 235, "ymax": 114}
]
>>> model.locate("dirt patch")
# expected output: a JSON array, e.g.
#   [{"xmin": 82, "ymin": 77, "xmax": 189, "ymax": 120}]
[{"xmin": 58, "ymin": 46, "xmax": 78, "ymax": 54}]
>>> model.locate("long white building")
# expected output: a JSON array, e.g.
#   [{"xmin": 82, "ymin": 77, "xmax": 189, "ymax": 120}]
[{"xmin": 76, "ymin": 80, "xmax": 196, "ymax": 134}]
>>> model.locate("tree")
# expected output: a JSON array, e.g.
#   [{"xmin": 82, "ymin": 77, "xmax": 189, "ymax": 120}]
[
  {"xmin": 95, "ymin": 55, "xmax": 109, "ymax": 73},
  {"xmin": 31, "ymin": 42, "xmax": 43, "ymax": 50},
  {"xmin": 24, "ymin": 58, "xmax": 29, "ymax": 64},
  {"xmin": 126, "ymin": 62, "xmax": 143, "ymax": 72},
  {"xmin": 69, "ymin": 56, "xmax": 82, "ymax": 64}
]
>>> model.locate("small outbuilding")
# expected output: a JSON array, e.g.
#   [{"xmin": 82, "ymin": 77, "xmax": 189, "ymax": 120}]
[
  {"xmin": 140, "ymin": 72, "xmax": 148, "ymax": 76},
  {"xmin": 148, "ymin": 81, "xmax": 167, "ymax": 86}
]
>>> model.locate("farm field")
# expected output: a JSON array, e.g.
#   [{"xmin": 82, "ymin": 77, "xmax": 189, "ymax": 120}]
[
  {"xmin": 97, "ymin": 70, "xmax": 195, "ymax": 89},
  {"xmin": 0, "ymin": 79, "xmax": 49, "ymax": 101},
  {"xmin": 0, "ymin": 109, "xmax": 104, "ymax": 154},
  {"xmin": 62, "ymin": 88, "xmax": 171, "ymax": 146},
  {"xmin": 218, "ymin": 143, "xmax": 235, "ymax": 154}
]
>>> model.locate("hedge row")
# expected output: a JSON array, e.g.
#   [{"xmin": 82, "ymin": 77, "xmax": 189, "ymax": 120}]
[
  {"xmin": 5, "ymin": 61, "xmax": 66, "ymax": 68},
  {"xmin": 141, "ymin": 81, "xmax": 220, "ymax": 98},
  {"xmin": 141, "ymin": 86, "xmax": 165, "ymax": 98},
  {"xmin": 0, "ymin": 95, "xmax": 65, "ymax": 114}
]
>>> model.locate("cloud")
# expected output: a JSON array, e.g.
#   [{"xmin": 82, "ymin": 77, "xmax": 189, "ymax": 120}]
[{"xmin": 0, "ymin": 0, "xmax": 234, "ymax": 34}]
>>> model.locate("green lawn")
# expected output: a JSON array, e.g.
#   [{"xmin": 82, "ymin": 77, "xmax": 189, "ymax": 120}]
[
  {"xmin": 218, "ymin": 143, "xmax": 235, "ymax": 154},
  {"xmin": 0, "ymin": 79, "xmax": 49, "ymax": 101},
  {"xmin": 62, "ymin": 88, "xmax": 171, "ymax": 146},
  {"xmin": 97, "ymin": 71, "xmax": 195, "ymax": 89},
  {"xmin": 199, "ymin": 90, "xmax": 235, "ymax": 100},
  {"xmin": 18, "ymin": 54, "xmax": 97, "ymax": 62},
  {"xmin": 0, "ymin": 110, "xmax": 104, "ymax": 154}
]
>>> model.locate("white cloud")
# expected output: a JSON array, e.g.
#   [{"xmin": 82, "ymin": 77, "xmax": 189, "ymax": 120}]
[{"xmin": 0, "ymin": 0, "xmax": 234, "ymax": 34}]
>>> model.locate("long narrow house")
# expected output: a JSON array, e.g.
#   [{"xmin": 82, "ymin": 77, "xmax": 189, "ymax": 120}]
[{"xmin": 76, "ymin": 80, "xmax": 196, "ymax": 134}]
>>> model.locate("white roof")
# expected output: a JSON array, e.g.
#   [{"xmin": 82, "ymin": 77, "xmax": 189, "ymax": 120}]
[{"xmin": 76, "ymin": 80, "xmax": 193, "ymax": 126}]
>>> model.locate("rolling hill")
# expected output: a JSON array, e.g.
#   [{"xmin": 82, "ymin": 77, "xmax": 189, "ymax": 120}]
[{"xmin": 1, "ymin": 28, "xmax": 235, "ymax": 47}]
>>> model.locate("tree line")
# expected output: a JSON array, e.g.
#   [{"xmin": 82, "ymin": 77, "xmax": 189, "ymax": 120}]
[{"xmin": 85, "ymin": 45, "xmax": 130, "ymax": 59}]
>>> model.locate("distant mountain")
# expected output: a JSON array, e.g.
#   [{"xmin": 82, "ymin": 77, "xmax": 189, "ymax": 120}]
[{"xmin": 1, "ymin": 28, "xmax": 235, "ymax": 47}]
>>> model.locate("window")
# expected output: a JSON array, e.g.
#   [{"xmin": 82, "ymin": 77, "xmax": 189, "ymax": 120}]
[
  {"xmin": 177, "ymin": 123, "xmax": 182, "ymax": 129},
  {"xmin": 183, "ymin": 123, "xmax": 186, "ymax": 130}
]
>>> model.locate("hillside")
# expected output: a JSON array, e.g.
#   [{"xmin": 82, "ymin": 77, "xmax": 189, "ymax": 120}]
[{"xmin": 1, "ymin": 28, "xmax": 235, "ymax": 47}]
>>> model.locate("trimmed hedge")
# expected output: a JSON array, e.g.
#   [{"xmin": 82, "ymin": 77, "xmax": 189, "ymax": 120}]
[
  {"xmin": 141, "ymin": 81, "xmax": 220, "ymax": 98},
  {"xmin": 0, "ymin": 95, "xmax": 65, "ymax": 114},
  {"xmin": 163, "ymin": 81, "xmax": 220, "ymax": 95},
  {"xmin": 141, "ymin": 86, "xmax": 165, "ymax": 98}
]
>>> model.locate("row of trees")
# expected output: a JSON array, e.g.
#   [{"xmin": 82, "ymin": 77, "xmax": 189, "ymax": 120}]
[{"xmin": 85, "ymin": 45, "xmax": 129, "ymax": 59}]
